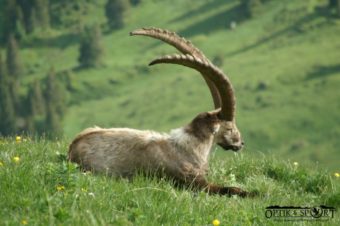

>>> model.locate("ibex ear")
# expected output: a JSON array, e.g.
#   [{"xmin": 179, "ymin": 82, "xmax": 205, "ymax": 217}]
[
  {"xmin": 208, "ymin": 108, "xmax": 222, "ymax": 118},
  {"xmin": 208, "ymin": 109, "xmax": 221, "ymax": 134}
]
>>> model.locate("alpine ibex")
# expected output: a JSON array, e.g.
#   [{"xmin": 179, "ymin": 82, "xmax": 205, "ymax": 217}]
[{"xmin": 68, "ymin": 28, "xmax": 250, "ymax": 197}]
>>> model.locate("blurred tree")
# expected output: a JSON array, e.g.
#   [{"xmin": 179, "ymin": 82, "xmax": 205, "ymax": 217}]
[
  {"xmin": 105, "ymin": 0, "xmax": 130, "ymax": 30},
  {"xmin": 28, "ymin": 7, "xmax": 38, "ymax": 33},
  {"xmin": 329, "ymin": 0, "xmax": 340, "ymax": 17},
  {"xmin": 0, "ymin": 53, "xmax": 16, "ymax": 136},
  {"xmin": 130, "ymin": 0, "xmax": 141, "ymax": 6},
  {"xmin": 6, "ymin": 34, "xmax": 22, "ymax": 111},
  {"xmin": 44, "ymin": 68, "xmax": 66, "ymax": 138},
  {"xmin": 6, "ymin": 34, "xmax": 23, "ymax": 79},
  {"xmin": 44, "ymin": 68, "xmax": 66, "ymax": 118},
  {"xmin": 6, "ymin": 0, "xmax": 50, "ymax": 34},
  {"xmin": 241, "ymin": 0, "xmax": 263, "ymax": 18},
  {"xmin": 49, "ymin": 0, "xmax": 91, "ymax": 29},
  {"xmin": 2, "ymin": 0, "xmax": 25, "ymax": 41},
  {"xmin": 27, "ymin": 80, "xmax": 45, "ymax": 117},
  {"xmin": 329, "ymin": 0, "xmax": 338, "ymax": 7},
  {"xmin": 78, "ymin": 24, "xmax": 104, "ymax": 68},
  {"xmin": 23, "ymin": 80, "xmax": 45, "ymax": 134},
  {"xmin": 16, "ymin": 0, "xmax": 35, "ymax": 33},
  {"xmin": 33, "ymin": 0, "xmax": 50, "ymax": 29},
  {"xmin": 61, "ymin": 70, "xmax": 76, "ymax": 92},
  {"xmin": 212, "ymin": 54, "xmax": 224, "ymax": 67},
  {"xmin": 45, "ymin": 102, "xmax": 63, "ymax": 139}
]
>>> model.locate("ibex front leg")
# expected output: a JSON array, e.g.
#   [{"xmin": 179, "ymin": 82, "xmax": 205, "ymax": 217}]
[{"xmin": 192, "ymin": 176, "xmax": 249, "ymax": 198}]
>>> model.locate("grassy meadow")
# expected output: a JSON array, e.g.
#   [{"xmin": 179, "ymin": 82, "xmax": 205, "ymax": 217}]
[
  {"xmin": 0, "ymin": 138, "xmax": 339, "ymax": 225},
  {"xmin": 1, "ymin": 0, "xmax": 340, "ymax": 225}
]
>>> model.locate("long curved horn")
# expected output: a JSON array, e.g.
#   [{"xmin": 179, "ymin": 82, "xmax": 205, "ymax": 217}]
[
  {"xmin": 130, "ymin": 27, "xmax": 221, "ymax": 109},
  {"xmin": 130, "ymin": 27, "xmax": 207, "ymax": 60},
  {"xmin": 149, "ymin": 54, "xmax": 236, "ymax": 121}
]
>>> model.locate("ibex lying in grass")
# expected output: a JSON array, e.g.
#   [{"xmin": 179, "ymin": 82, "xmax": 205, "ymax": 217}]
[{"xmin": 69, "ymin": 28, "xmax": 250, "ymax": 197}]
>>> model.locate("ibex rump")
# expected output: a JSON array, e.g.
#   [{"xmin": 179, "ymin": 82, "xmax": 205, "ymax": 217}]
[{"xmin": 69, "ymin": 28, "xmax": 250, "ymax": 197}]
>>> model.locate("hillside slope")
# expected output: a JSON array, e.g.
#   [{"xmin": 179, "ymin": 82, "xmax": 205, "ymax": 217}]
[{"xmin": 2, "ymin": 0, "xmax": 340, "ymax": 171}]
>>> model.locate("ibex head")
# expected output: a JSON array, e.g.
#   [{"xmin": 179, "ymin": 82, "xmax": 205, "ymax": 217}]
[
  {"xmin": 214, "ymin": 114, "xmax": 243, "ymax": 152},
  {"xmin": 130, "ymin": 28, "xmax": 243, "ymax": 152}
]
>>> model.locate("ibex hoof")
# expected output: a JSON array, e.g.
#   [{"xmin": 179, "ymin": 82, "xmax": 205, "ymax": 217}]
[{"xmin": 220, "ymin": 187, "xmax": 258, "ymax": 198}]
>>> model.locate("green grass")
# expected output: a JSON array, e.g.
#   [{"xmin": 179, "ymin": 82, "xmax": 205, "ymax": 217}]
[
  {"xmin": 1, "ymin": 1, "xmax": 340, "ymax": 223},
  {"xmin": 0, "ymin": 138, "xmax": 339, "ymax": 225}
]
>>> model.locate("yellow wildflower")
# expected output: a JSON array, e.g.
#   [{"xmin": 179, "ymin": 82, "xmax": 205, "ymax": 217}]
[
  {"xmin": 21, "ymin": 219, "xmax": 28, "ymax": 225},
  {"xmin": 0, "ymin": 161, "xmax": 3, "ymax": 167},
  {"xmin": 13, "ymin": 156, "xmax": 20, "ymax": 163},
  {"xmin": 81, "ymin": 188, "xmax": 87, "ymax": 192},
  {"xmin": 56, "ymin": 185, "xmax": 65, "ymax": 191},
  {"xmin": 212, "ymin": 219, "xmax": 220, "ymax": 226},
  {"xmin": 16, "ymin": 136, "xmax": 22, "ymax": 143},
  {"xmin": 293, "ymin": 162, "xmax": 298, "ymax": 167},
  {"xmin": 335, "ymin": 172, "xmax": 340, "ymax": 178}
]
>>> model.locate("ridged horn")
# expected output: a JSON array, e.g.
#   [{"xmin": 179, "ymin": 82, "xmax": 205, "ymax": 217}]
[
  {"xmin": 130, "ymin": 27, "xmax": 207, "ymax": 60},
  {"xmin": 149, "ymin": 54, "xmax": 236, "ymax": 121},
  {"xmin": 130, "ymin": 27, "xmax": 221, "ymax": 109}
]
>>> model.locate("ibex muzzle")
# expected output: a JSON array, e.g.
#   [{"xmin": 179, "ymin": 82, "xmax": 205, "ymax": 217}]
[{"xmin": 68, "ymin": 28, "xmax": 250, "ymax": 197}]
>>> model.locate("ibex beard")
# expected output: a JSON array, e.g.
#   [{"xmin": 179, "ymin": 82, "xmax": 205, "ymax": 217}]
[{"xmin": 68, "ymin": 28, "xmax": 251, "ymax": 197}]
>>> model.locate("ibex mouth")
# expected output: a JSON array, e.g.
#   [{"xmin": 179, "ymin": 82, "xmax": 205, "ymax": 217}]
[{"xmin": 218, "ymin": 143, "xmax": 242, "ymax": 152}]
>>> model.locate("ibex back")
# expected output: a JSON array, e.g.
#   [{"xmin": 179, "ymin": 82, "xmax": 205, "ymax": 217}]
[{"xmin": 69, "ymin": 28, "xmax": 250, "ymax": 197}]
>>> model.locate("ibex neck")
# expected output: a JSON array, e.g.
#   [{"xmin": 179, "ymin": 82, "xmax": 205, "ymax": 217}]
[{"xmin": 169, "ymin": 127, "xmax": 214, "ymax": 165}]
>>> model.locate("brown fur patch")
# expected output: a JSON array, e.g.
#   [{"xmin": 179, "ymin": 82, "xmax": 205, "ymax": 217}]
[
  {"xmin": 68, "ymin": 131, "xmax": 102, "ymax": 162},
  {"xmin": 185, "ymin": 111, "xmax": 220, "ymax": 141}
]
